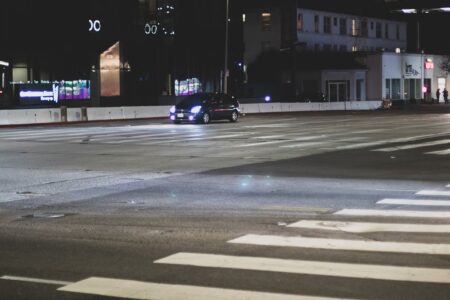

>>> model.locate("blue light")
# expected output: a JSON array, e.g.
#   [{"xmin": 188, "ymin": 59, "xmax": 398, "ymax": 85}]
[
  {"xmin": 170, "ymin": 115, "xmax": 175, "ymax": 120},
  {"xmin": 264, "ymin": 95, "xmax": 271, "ymax": 102},
  {"xmin": 189, "ymin": 116, "xmax": 194, "ymax": 121},
  {"xmin": 191, "ymin": 106, "xmax": 202, "ymax": 114},
  {"xmin": 169, "ymin": 106, "xmax": 176, "ymax": 113}
]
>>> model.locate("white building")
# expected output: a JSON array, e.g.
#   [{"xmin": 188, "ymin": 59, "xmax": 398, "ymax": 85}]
[
  {"xmin": 243, "ymin": 5, "xmax": 450, "ymax": 103},
  {"xmin": 243, "ymin": 7, "xmax": 407, "ymax": 65}
]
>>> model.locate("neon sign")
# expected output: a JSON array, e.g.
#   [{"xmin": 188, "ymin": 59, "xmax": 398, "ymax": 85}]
[
  {"xmin": 425, "ymin": 59, "xmax": 434, "ymax": 70},
  {"xmin": 88, "ymin": 20, "xmax": 101, "ymax": 32},
  {"xmin": 145, "ymin": 22, "xmax": 159, "ymax": 35}
]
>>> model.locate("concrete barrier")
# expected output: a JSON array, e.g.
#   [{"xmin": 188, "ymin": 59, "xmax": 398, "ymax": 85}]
[{"xmin": 0, "ymin": 101, "xmax": 382, "ymax": 126}]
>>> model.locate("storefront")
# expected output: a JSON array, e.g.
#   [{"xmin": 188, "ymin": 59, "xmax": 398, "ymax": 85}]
[{"xmin": 365, "ymin": 52, "xmax": 450, "ymax": 103}]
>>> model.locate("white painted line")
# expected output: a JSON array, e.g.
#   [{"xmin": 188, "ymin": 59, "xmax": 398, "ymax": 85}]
[
  {"xmin": 426, "ymin": 149, "xmax": 450, "ymax": 155},
  {"xmin": 373, "ymin": 139, "xmax": 450, "ymax": 152},
  {"xmin": 416, "ymin": 190, "xmax": 450, "ymax": 197},
  {"xmin": 228, "ymin": 234, "xmax": 450, "ymax": 255},
  {"xmin": 280, "ymin": 142, "xmax": 327, "ymax": 149},
  {"xmin": 58, "ymin": 277, "xmax": 340, "ymax": 300},
  {"xmin": 0, "ymin": 275, "xmax": 72, "ymax": 286},
  {"xmin": 155, "ymin": 252, "xmax": 450, "ymax": 284},
  {"xmin": 336, "ymin": 133, "xmax": 450, "ymax": 150},
  {"xmin": 334, "ymin": 209, "xmax": 450, "ymax": 218},
  {"xmin": 378, "ymin": 199, "xmax": 450, "ymax": 206},
  {"xmin": 287, "ymin": 220, "xmax": 450, "ymax": 233},
  {"xmin": 234, "ymin": 140, "xmax": 290, "ymax": 147}
]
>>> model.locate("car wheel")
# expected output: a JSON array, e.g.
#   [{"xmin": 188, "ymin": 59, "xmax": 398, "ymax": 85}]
[
  {"xmin": 202, "ymin": 112, "xmax": 210, "ymax": 124},
  {"xmin": 230, "ymin": 111, "xmax": 239, "ymax": 122}
]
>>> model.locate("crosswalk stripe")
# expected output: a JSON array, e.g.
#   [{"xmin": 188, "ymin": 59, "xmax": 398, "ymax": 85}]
[
  {"xmin": 377, "ymin": 198, "xmax": 450, "ymax": 206},
  {"xmin": 228, "ymin": 234, "xmax": 450, "ymax": 255},
  {"xmin": 58, "ymin": 277, "xmax": 341, "ymax": 300},
  {"xmin": 334, "ymin": 209, "xmax": 450, "ymax": 218},
  {"xmin": 416, "ymin": 190, "xmax": 450, "ymax": 197},
  {"xmin": 287, "ymin": 220, "xmax": 450, "ymax": 233},
  {"xmin": 373, "ymin": 139, "xmax": 450, "ymax": 152},
  {"xmin": 155, "ymin": 252, "xmax": 450, "ymax": 284},
  {"xmin": 426, "ymin": 149, "xmax": 450, "ymax": 155}
]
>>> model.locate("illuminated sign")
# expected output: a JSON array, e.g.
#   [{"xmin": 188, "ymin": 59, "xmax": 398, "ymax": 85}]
[
  {"xmin": 425, "ymin": 59, "xmax": 434, "ymax": 70},
  {"xmin": 20, "ymin": 84, "xmax": 59, "ymax": 104},
  {"xmin": 174, "ymin": 78, "xmax": 202, "ymax": 96},
  {"xmin": 89, "ymin": 19, "xmax": 101, "ymax": 32},
  {"xmin": 0, "ymin": 61, "xmax": 9, "ymax": 67},
  {"xmin": 145, "ymin": 22, "xmax": 159, "ymax": 35}
]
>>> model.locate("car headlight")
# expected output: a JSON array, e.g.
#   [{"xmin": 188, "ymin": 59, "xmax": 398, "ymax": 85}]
[
  {"xmin": 191, "ymin": 106, "xmax": 202, "ymax": 114},
  {"xmin": 169, "ymin": 106, "xmax": 176, "ymax": 114}
]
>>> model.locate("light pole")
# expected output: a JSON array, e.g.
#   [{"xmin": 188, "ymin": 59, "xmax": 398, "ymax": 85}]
[{"xmin": 224, "ymin": 0, "xmax": 229, "ymax": 93}]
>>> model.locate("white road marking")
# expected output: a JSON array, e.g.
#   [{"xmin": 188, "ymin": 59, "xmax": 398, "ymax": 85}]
[
  {"xmin": 280, "ymin": 142, "xmax": 327, "ymax": 149},
  {"xmin": 0, "ymin": 275, "xmax": 72, "ymax": 286},
  {"xmin": 373, "ymin": 139, "xmax": 450, "ymax": 152},
  {"xmin": 336, "ymin": 133, "xmax": 450, "ymax": 150},
  {"xmin": 58, "ymin": 277, "xmax": 339, "ymax": 300},
  {"xmin": 228, "ymin": 234, "xmax": 450, "ymax": 255},
  {"xmin": 287, "ymin": 220, "xmax": 450, "ymax": 233},
  {"xmin": 378, "ymin": 198, "xmax": 450, "ymax": 206},
  {"xmin": 155, "ymin": 252, "xmax": 450, "ymax": 284},
  {"xmin": 426, "ymin": 149, "xmax": 450, "ymax": 155},
  {"xmin": 416, "ymin": 190, "xmax": 450, "ymax": 197},
  {"xmin": 334, "ymin": 209, "xmax": 450, "ymax": 218}
]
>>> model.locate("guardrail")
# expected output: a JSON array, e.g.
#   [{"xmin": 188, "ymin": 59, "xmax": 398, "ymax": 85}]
[{"xmin": 0, "ymin": 101, "xmax": 382, "ymax": 126}]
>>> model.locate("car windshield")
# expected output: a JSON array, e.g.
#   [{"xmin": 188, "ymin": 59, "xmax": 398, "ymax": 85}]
[{"xmin": 177, "ymin": 94, "xmax": 211, "ymax": 109}]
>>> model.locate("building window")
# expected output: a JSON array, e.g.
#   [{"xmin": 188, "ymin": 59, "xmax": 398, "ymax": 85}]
[
  {"xmin": 361, "ymin": 19, "xmax": 368, "ymax": 37},
  {"xmin": 404, "ymin": 79, "xmax": 421, "ymax": 100},
  {"xmin": 385, "ymin": 23, "xmax": 389, "ymax": 39},
  {"xmin": 376, "ymin": 22, "xmax": 382, "ymax": 38},
  {"xmin": 339, "ymin": 18, "xmax": 347, "ymax": 35},
  {"xmin": 261, "ymin": 12, "xmax": 271, "ymax": 31},
  {"xmin": 323, "ymin": 16, "xmax": 331, "ymax": 33},
  {"xmin": 297, "ymin": 13, "xmax": 303, "ymax": 32},
  {"xmin": 396, "ymin": 24, "xmax": 400, "ymax": 40},
  {"xmin": 352, "ymin": 19, "xmax": 359, "ymax": 36},
  {"xmin": 370, "ymin": 21, "xmax": 374, "ymax": 30},
  {"xmin": 334, "ymin": 17, "xmax": 338, "ymax": 26},
  {"xmin": 261, "ymin": 41, "xmax": 271, "ymax": 51},
  {"xmin": 392, "ymin": 79, "xmax": 401, "ymax": 99},
  {"xmin": 356, "ymin": 79, "xmax": 364, "ymax": 101},
  {"xmin": 314, "ymin": 15, "xmax": 319, "ymax": 32},
  {"xmin": 385, "ymin": 79, "xmax": 391, "ymax": 99}
]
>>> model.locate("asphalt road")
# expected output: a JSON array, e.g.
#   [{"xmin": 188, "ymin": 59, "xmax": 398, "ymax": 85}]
[{"xmin": 1, "ymin": 108, "xmax": 450, "ymax": 300}]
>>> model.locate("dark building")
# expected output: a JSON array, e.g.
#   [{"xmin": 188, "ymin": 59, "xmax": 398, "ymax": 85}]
[{"xmin": 0, "ymin": 0, "xmax": 232, "ymax": 108}]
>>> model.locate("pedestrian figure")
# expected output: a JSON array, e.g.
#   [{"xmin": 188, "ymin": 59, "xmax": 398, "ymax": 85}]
[
  {"xmin": 436, "ymin": 88, "xmax": 441, "ymax": 103},
  {"xmin": 444, "ymin": 88, "xmax": 448, "ymax": 104}
]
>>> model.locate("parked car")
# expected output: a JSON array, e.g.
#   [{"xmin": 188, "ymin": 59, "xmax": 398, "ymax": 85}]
[{"xmin": 169, "ymin": 93, "xmax": 240, "ymax": 124}]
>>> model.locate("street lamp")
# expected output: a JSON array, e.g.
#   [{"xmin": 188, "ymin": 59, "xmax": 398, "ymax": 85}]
[{"xmin": 224, "ymin": 0, "xmax": 230, "ymax": 93}]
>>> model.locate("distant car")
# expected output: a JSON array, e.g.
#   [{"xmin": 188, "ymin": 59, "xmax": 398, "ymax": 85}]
[{"xmin": 169, "ymin": 93, "xmax": 240, "ymax": 124}]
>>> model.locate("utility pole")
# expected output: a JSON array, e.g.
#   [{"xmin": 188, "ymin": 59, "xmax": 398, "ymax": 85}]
[{"xmin": 224, "ymin": 0, "xmax": 229, "ymax": 93}]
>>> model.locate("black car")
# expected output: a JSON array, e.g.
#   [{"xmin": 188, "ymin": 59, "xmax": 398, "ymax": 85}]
[{"xmin": 169, "ymin": 93, "xmax": 240, "ymax": 124}]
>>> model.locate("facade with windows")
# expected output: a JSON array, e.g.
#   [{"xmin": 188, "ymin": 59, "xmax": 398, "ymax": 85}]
[
  {"xmin": 242, "ymin": 5, "xmax": 450, "ymax": 103},
  {"xmin": 364, "ymin": 52, "xmax": 449, "ymax": 103},
  {"xmin": 295, "ymin": 9, "xmax": 406, "ymax": 54},
  {"xmin": 244, "ymin": 7, "xmax": 407, "ymax": 65}
]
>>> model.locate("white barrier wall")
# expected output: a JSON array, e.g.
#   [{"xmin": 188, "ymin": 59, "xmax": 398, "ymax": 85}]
[
  {"xmin": 0, "ymin": 102, "xmax": 381, "ymax": 126},
  {"xmin": 0, "ymin": 108, "xmax": 61, "ymax": 125}
]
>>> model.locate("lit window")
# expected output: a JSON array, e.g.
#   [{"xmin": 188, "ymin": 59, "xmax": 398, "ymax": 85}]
[
  {"xmin": 261, "ymin": 12, "xmax": 271, "ymax": 31},
  {"xmin": 314, "ymin": 15, "xmax": 319, "ymax": 33},
  {"xmin": 297, "ymin": 13, "xmax": 303, "ymax": 32},
  {"xmin": 242, "ymin": 14, "xmax": 246, "ymax": 23},
  {"xmin": 352, "ymin": 19, "xmax": 359, "ymax": 36}
]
